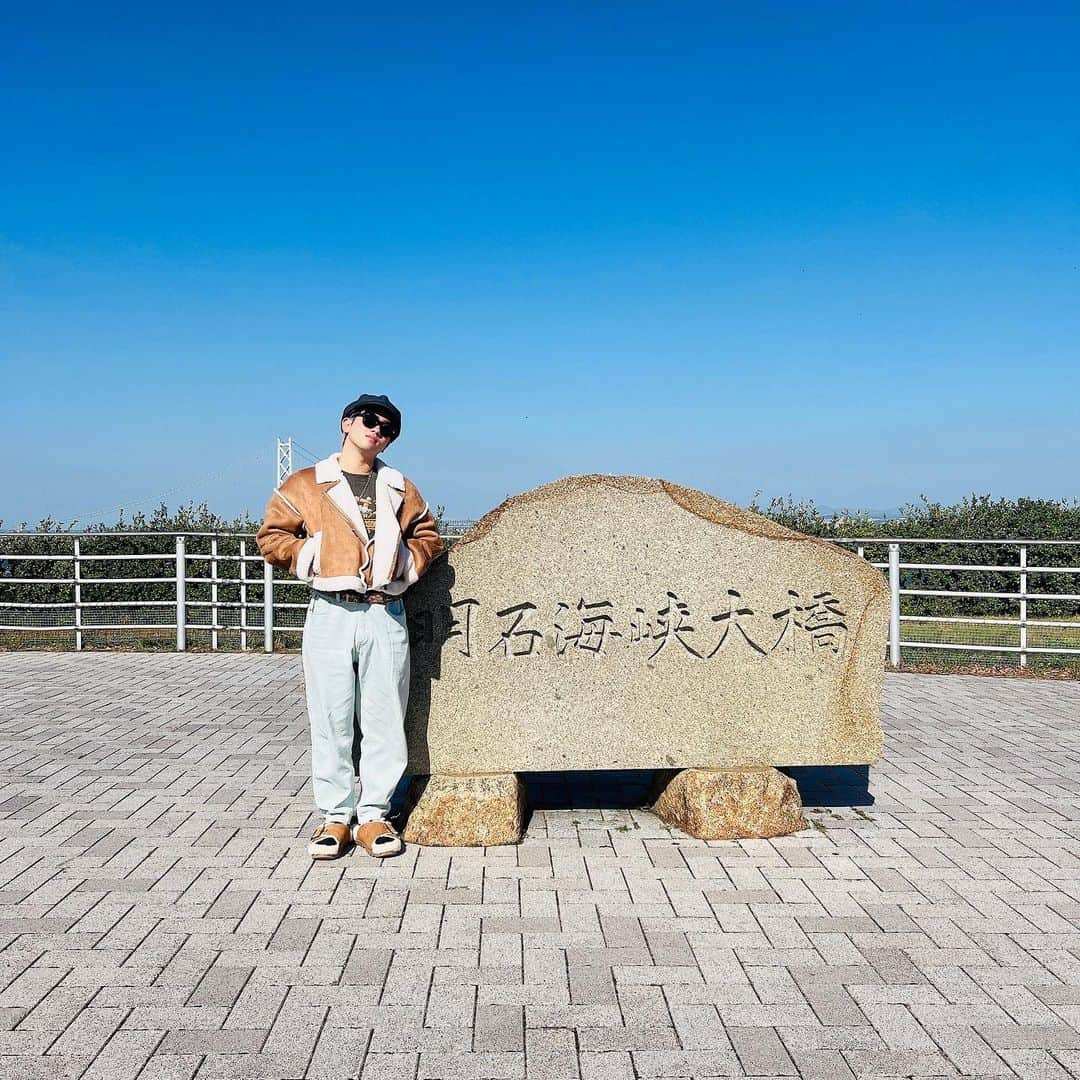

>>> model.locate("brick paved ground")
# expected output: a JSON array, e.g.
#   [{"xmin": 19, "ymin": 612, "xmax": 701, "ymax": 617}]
[{"xmin": 0, "ymin": 654, "xmax": 1078, "ymax": 1080}]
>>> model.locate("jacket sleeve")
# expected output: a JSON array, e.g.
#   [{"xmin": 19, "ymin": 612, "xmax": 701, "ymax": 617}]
[
  {"xmin": 400, "ymin": 481, "xmax": 444, "ymax": 584},
  {"xmin": 256, "ymin": 486, "xmax": 308, "ymax": 575}
]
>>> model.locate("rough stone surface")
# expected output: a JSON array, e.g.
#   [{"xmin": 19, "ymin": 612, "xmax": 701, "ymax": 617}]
[
  {"xmin": 406, "ymin": 474, "xmax": 889, "ymax": 773},
  {"xmin": 651, "ymin": 766, "xmax": 809, "ymax": 839},
  {"xmin": 403, "ymin": 772, "xmax": 526, "ymax": 846}
]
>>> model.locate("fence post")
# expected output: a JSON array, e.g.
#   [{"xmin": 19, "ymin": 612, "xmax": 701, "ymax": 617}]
[
  {"xmin": 211, "ymin": 537, "xmax": 219, "ymax": 652},
  {"xmin": 888, "ymin": 542, "xmax": 901, "ymax": 668},
  {"xmin": 239, "ymin": 540, "xmax": 248, "ymax": 652},
  {"xmin": 1019, "ymin": 544, "xmax": 1028, "ymax": 668},
  {"xmin": 176, "ymin": 535, "xmax": 187, "ymax": 652},
  {"xmin": 263, "ymin": 560, "xmax": 273, "ymax": 653},
  {"xmin": 73, "ymin": 537, "xmax": 82, "ymax": 651}
]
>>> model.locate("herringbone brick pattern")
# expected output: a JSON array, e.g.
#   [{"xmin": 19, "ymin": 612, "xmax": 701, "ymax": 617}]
[{"xmin": 0, "ymin": 653, "xmax": 1078, "ymax": 1079}]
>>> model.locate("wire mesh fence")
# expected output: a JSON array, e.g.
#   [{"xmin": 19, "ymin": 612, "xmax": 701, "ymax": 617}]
[{"xmin": 2, "ymin": 531, "xmax": 1078, "ymax": 669}]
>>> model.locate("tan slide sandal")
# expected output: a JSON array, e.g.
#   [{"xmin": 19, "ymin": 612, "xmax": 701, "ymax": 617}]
[
  {"xmin": 308, "ymin": 821, "xmax": 353, "ymax": 860},
  {"xmin": 353, "ymin": 820, "xmax": 404, "ymax": 858}
]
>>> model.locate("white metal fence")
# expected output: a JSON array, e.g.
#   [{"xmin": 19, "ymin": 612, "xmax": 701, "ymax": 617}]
[
  {"xmin": 832, "ymin": 538, "xmax": 1080, "ymax": 668},
  {"xmin": 2, "ymin": 532, "xmax": 1078, "ymax": 666}
]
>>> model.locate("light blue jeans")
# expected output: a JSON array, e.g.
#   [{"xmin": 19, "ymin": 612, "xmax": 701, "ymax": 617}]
[{"xmin": 301, "ymin": 591, "xmax": 410, "ymax": 825}]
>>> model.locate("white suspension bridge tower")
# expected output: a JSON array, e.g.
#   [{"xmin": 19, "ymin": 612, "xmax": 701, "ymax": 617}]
[
  {"xmin": 275, "ymin": 437, "xmax": 323, "ymax": 483},
  {"xmin": 275, "ymin": 437, "xmax": 293, "ymax": 486}
]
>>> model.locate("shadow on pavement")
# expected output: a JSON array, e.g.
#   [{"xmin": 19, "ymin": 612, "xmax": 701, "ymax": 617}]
[
  {"xmin": 780, "ymin": 764, "xmax": 874, "ymax": 807},
  {"xmin": 390, "ymin": 765, "xmax": 873, "ymax": 820}
]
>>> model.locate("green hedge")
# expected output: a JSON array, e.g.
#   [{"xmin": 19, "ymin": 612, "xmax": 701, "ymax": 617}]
[
  {"xmin": 2, "ymin": 494, "xmax": 1076, "ymax": 656},
  {"xmin": 0, "ymin": 500, "xmax": 449, "ymax": 648},
  {"xmin": 0, "ymin": 504, "xmax": 276, "ymax": 647},
  {"xmin": 750, "ymin": 493, "xmax": 1080, "ymax": 621}
]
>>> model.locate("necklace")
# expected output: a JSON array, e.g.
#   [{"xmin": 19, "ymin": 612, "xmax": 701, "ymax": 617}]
[{"xmin": 353, "ymin": 470, "xmax": 376, "ymax": 517}]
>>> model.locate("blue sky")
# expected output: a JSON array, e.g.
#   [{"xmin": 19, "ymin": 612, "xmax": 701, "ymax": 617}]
[{"xmin": 2, "ymin": 4, "xmax": 1078, "ymax": 525}]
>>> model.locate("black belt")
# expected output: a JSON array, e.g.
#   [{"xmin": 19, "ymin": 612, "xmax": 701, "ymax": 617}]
[{"xmin": 325, "ymin": 589, "xmax": 393, "ymax": 605}]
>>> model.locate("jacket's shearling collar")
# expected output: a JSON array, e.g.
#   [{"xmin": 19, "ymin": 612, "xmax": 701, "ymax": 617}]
[
  {"xmin": 314, "ymin": 453, "xmax": 404, "ymax": 491},
  {"xmin": 313, "ymin": 454, "xmax": 406, "ymax": 585}
]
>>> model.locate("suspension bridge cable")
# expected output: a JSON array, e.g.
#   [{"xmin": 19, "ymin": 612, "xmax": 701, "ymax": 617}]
[
  {"xmin": 290, "ymin": 440, "xmax": 322, "ymax": 465},
  {"xmin": 67, "ymin": 448, "xmax": 268, "ymax": 527}
]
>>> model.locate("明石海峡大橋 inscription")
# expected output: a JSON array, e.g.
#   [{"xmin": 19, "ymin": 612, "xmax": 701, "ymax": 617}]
[
  {"xmin": 407, "ymin": 587, "xmax": 850, "ymax": 662},
  {"xmin": 402, "ymin": 475, "xmax": 889, "ymax": 775}
]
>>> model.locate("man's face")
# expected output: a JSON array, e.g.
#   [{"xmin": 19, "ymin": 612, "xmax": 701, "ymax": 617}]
[{"xmin": 342, "ymin": 410, "xmax": 395, "ymax": 451}]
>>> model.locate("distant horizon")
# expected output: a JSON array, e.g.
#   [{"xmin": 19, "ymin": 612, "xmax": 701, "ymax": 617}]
[{"xmin": 2, "ymin": 481, "xmax": 1075, "ymax": 534}]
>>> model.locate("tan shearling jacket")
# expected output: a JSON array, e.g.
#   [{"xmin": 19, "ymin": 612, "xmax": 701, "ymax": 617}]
[{"xmin": 256, "ymin": 453, "xmax": 443, "ymax": 596}]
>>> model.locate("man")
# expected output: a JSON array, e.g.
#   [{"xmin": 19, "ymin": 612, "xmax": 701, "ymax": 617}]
[{"xmin": 257, "ymin": 394, "xmax": 442, "ymax": 859}]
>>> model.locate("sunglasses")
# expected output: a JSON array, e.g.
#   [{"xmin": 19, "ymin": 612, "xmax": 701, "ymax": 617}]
[{"xmin": 357, "ymin": 410, "xmax": 397, "ymax": 438}]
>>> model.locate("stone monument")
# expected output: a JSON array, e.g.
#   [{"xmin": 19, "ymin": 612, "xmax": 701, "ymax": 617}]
[{"xmin": 402, "ymin": 475, "xmax": 889, "ymax": 844}]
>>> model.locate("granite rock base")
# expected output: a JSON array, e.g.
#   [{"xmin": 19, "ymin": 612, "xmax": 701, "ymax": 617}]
[
  {"xmin": 403, "ymin": 772, "xmax": 526, "ymax": 846},
  {"xmin": 651, "ymin": 766, "xmax": 807, "ymax": 840}
]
